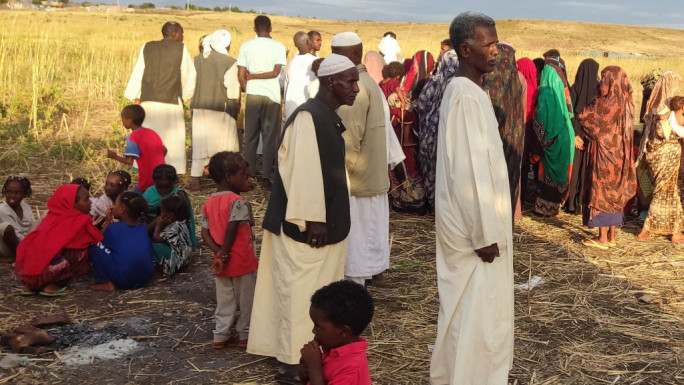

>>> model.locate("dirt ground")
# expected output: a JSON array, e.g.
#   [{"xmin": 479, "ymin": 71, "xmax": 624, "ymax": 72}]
[{"xmin": 2, "ymin": 159, "xmax": 684, "ymax": 385}]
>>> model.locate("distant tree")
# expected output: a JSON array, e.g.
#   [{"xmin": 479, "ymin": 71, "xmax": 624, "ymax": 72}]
[
  {"xmin": 168, "ymin": 5, "xmax": 181, "ymax": 9},
  {"xmin": 31, "ymin": 0, "xmax": 41, "ymax": 4},
  {"xmin": 59, "ymin": 0, "xmax": 68, "ymax": 4},
  {"xmin": 139, "ymin": 2, "xmax": 155, "ymax": 9},
  {"xmin": 0, "ymin": 0, "xmax": 9, "ymax": 4}
]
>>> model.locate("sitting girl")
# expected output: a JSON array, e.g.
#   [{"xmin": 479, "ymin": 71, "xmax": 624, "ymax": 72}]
[
  {"xmin": 152, "ymin": 195, "xmax": 194, "ymax": 276},
  {"xmin": 90, "ymin": 171, "xmax": 132, "ymax": 218},
  {"xmin": 0, "ymin": 177, "xmax": 36, "ymax": 260},
  {"xmin": 89, "ymin": 192, "xmax": 154, "ymax": 291},
  {"xmin": 143, "ymin": 164, "xmax": 198, "ymax": 248},
  {"xmin": 14, "ymin": 184, "xmax": 103, "ymax": 296}
]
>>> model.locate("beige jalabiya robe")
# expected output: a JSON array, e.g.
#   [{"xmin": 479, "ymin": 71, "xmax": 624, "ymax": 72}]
[
  {"xmin": 430, "ymin": 77, "xmax": 514, "ymax": 385},
  {"xmin": 246, "ymin": 111, "xmax": 348, "ymax": 365}
]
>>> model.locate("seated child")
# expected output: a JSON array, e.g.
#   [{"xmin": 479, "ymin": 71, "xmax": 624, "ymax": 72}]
[
  {"xmin": 70, "ymin": 177, "xmax": 91, "ymax": 192},
  {"xmin": 200, "ymin": 151, "xmax": 257, "ymax": 349},
  {"xmin": 0, "ymin": 177, "xmax": 36, "ymax": 259},
  {"xmin": 90, "ymin": 171, "xmax": 132, "ymax": 218},
  {"xmin": 89, "ymin": 192, "xmax": 154, "ymax": 291},
  {"xmin": 152, "ymin": 195, "xmax": 194, "ymax": 276},
  {"xmin": 107, "ymin": 105, "xmax": 166, "ymax": 193},
  {"xmin": 144, "ymin": 164, "xmax": 198, "ymax": 250},
  {"xmin": 14, "ymin": 184, "xmax": 103, "ymax": 296},
  {"xmin": 299, "ymin": 280, "xmax": 374, "ymax": 385}
]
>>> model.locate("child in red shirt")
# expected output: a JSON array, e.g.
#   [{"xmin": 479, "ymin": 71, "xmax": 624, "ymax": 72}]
[
  {"xmin": 201, "ymin": 151, "xmax": 257, "ymax": 349},
  {"xmin": 107, "ymin": 105, "xmax": 166, "ymax": 193},
  {"xmin": 299, "ymin": 280, "xmax": 374, "ymax": 385}
]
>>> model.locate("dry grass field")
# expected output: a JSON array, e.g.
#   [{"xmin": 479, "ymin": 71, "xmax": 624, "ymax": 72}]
[{"xmin": 1, "ymin": 9, "xmax": 684, "ymax": 385}]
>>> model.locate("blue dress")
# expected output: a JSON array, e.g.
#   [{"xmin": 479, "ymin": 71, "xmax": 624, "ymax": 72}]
[{"xmin": 89, "ymin": 222, "xmax": 154, "ymax": 290}]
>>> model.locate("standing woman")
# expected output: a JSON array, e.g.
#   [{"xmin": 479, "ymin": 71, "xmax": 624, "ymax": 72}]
[
  {"xmin": 636, "ymin": 71, "xmax": 684, "ymax": 242},
  {"xmin": 566, "ymin": 58, "xmax": 600, "ymax": 214},
  {"xmin": 578, "ymin": 66, "xmax": 636, "ymax": 249},
  {"xmin": 533, "ymin": 56, "xmax": 575, "ymax": 216},
  {"xmin": 517, "ymin": 57, "xmax": 539, "ymax": 203}
]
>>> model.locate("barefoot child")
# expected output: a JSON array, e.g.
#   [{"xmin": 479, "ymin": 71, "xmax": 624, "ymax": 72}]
[
  {"xmin": 201, "ymin": 151, "xmax": 257, "ymax": 349},
  {"xmin": 90, "ymin": 171, "xmax": 132, "ymax": 218},
  {"xmin": 89, "ymin": 192, "xmax": 154, "ymax": 291},
  {"xmin": 152, "ymin": 195, "xmax": 194, "ymax": 276},
  {"xmin": 299, "ymin": 280, "xmax": 374, "ymax": 385},
  {"xmin": 0, "ymin": 177, "xmax": 36, "ymax": 260},
  {"xmin": 107, "ymin": 105, "xmax": 166, "ymax": 193}
]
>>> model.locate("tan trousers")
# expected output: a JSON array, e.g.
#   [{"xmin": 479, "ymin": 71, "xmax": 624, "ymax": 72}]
[{"xmin": 214, "ymin": 271, "xmax": 257, "ymax": 342}]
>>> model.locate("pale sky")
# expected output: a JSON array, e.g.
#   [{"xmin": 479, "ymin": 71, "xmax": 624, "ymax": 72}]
[{"xmin": 121, "ymin": 0, "xmax": 684, "ymax": 30}]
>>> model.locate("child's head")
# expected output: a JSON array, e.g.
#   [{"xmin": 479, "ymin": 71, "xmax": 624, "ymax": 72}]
[
  {"xmin": 121, "ymin": 105, "xmax": 146, "ymax": 130},
  {"xmin": 71, "ymin": 177, "xmax": 91, "ymax": 192},
  {"xmin": 74, "ymin": 186, "xmax": 92, "ymax": 214},
  {"xmin": 113, "ymin": 191, "xmax": 148, "ymax": 222},
  {"xmin": 670, "ymin": 96, "xmax": 684, "ymax": 126},
  {"xmin": 104, "ymin": 171, "xmax": 132, "ymax": 201},
  {"xmin": 382, "ymin": 61, "xmax": 403, "ymax": 80},
  {"xmin": 208, "ymin": 151, "xmax": 252, "ymax": 193},
  {"xmin": 309, "ymin": 280, "xmax": 374, "ymax": 350},
  {"xmin": 152, "ymin": 164, "xmax": 178, "ymax": 196},
  {"xmin": 311, "ymin": 58, "xmax": 324, "ymax": 77},
  {"xmin": 159, "ymin": 194, "xmax": 190, "ymax": 222},
  {"xmin": 2, "ymin": 176, "xmax": 32, "ymax": 209}
]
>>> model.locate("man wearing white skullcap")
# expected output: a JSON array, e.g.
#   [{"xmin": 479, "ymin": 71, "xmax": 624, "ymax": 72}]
[
  {"xmin": 248, "ymin": 54, "xmax": 360, "ymax": 382},
  {"xmin": 332, "ymin": 32, "xmax": 392, "ymax": 289},
  {"xmin": 124, "ymin": 21, "xmax": 196, "ymax": 177},
  {"xmin": 188, "ymin": 30, "xmax": 240, "ymax": 190},
  {"xmin": 283, "ymin": 31, "xmax": 317, "ymax": 120}
]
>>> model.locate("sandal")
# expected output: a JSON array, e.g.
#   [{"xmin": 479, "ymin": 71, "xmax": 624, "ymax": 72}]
[
  {"xmin": 581, "ymin": 239, "xmax": 609, "ymax": 250},
  {"xmin": 608, "ymin": 242, "xmax": 617, "ymax": 248},
  {"xmin": 38, "ymin": 287, "xmax": 73, "ymax": 297}
]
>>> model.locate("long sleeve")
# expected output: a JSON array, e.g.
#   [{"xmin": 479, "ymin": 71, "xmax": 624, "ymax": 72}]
[
  {"xmin": 181, "ymin": 45, "xmax": 196, "ymax": 101},
  {"xmin": 123, "ymin": 45, "xmax": 146, "ymax": 101},
  {"xmin": 279, "ymin": 111, "xmax": 326, "ymax": 231}
]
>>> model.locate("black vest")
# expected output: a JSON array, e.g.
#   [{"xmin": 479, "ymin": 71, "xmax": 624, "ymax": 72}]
[
  {"xmin": 262, "ymin": 98, "xmax": 351, "ymax": 245},
  {"xmin": 141, "ymin": 39, "xmax": 183, "ymax": 104},
  {"xmin": 190, "ymin": 52, "xmax": 239, "ymax": 119}
]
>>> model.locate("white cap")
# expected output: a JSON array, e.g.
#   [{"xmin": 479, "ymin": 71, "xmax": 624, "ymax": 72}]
[
  {"xmin": 317, "ymin": 54, "xmax": 356, "ymax": 77},
  {"xmin": 331, "ymin": 32, "xmax": 362, "ymax": 47}
]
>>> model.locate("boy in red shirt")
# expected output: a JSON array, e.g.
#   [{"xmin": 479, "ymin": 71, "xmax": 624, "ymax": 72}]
[
  {"xmin": 201, "ymin": 151, "xmax": 257, "ymax": 349},
  {"xmin": 107, "ymin": 105, "xmax": 166, "ymax": 193},
  {"xmin": 299, "ymin": 280, "xmax": 374, "ymax": 385}
]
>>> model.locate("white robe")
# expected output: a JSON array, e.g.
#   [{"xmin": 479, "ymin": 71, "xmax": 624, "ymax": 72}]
[
  {"xmin": 247, "ymin": 111, "xmax": 348, "ymax": 365},
  {"xmin": 124, "ymin": 43, "xmax": 196, "ymax": 174},
  {"xmin": 283, "ymin": 53, "xmax": 317, "ymax": 120},
  {"xmin": 430, "ymin": 77, "xmax": 514, "ymax": 385},
  {"xmin": 190, "ymin": 64, "xmax": 241, "ymax": 177}
]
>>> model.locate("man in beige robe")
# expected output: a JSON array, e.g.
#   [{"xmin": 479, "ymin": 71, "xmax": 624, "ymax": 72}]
[
  {"xmin": 247, "ymin": 54, "xmax": 360, "ymax": 382},
  {"xmin": 430, "ymin": 12, "xmax": 514, "ymax": 385}
]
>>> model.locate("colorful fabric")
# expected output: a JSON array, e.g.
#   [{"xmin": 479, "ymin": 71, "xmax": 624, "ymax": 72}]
[
  {"xmin": 154, "ymin": 220, "xmax": 193, "ymax": 276},
  {"xmin": 517, "ymin": 57, "xmax": 538, "ymax": 122},
  {"xmin": 638, "ymin": 71, "xmax": 682, "ymax": 164},
  {"xmin": 402, "ymin": 51, "xmax": 435, "ymax": 101},
  {"xmin": 124, "ymin": 127, "xmax": 166, "ymax": 191},
  {"xmin": 483, "ymin": 43, "xmax": 526, "ymax": 213},
  {"xmin": 143, "ymin": 186, "xmax": 198, "ymax": 247},
  {"xmin": 415, "ymin": 49, "xmax": 458, "ymax": 209},
  {"xmin": 14, "ymin": 248, "xmax": 91, "ymax": 291},
  {"xmin": 15, "ymin": 185, "xmax": 102, "ymax": 282},
  {"xmin": 578, "ymin": 66, "xmax": 637, "ymax": 217},
  {"xmin": 90, "ymin": 222, "xmax": 154, "ymax": 289}
]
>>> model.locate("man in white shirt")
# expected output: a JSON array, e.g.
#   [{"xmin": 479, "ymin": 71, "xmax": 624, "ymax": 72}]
[
  {"xmin": 237, "ymin": 15, "xmax": 287, "ymax": 189},
  {"xmin": 284, "ymin": 31, "xmax": 317, "ymax": 120},
  {"xmin": 308, "ymin": 30, "xmax": 322, "ymax": 57}
]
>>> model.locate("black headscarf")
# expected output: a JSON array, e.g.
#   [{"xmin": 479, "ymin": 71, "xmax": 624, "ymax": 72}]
[{"xmin": 570, "ymin": 58, "xmax": 600, "ymax": 136}]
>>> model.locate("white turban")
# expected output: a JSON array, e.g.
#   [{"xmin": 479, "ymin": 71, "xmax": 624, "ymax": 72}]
[
  {"xmin": 317, "ymin": 54, "xmax": 356, "ymax": 77},
  {"xmin": 378, "ymin": 36, "xmax": 401, "ymax": 62},
  {"xmin": 209, "ymin": 29, "xmax": 231, "ymax": 56},
  {"xmin": 331, "ymin": 32, "xmax": 362, "ymax": 47},
  {"xmin": 201, "ymin": 35, "xmax": 212, "ymax": 58}
]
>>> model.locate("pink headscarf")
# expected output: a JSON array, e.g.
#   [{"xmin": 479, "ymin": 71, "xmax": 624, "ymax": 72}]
[{"xmin": 517, "ymin": 57, "xmax": 538, "ymax": 122}]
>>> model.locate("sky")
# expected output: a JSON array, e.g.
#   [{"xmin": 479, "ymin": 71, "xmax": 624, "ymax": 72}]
[{"xmin": 120, "ymin": 0, "xmax": 684, "ymax": 30}]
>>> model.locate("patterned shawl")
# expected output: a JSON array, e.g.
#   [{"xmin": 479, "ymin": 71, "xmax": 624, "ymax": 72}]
[
  {"xmin": 402, "ymin": 50, "xmax": 435, "ymax": 100},
  {"xmin": 637, "ymin": 71, "xmax": 682, "ymax": 164},
  {"xmin": 578, "ymin": 66, "xmax": 637, "ymax": 213},
  {"xmin": 517, "ymin": 57, "xmax": 538, "ymax": 122}
]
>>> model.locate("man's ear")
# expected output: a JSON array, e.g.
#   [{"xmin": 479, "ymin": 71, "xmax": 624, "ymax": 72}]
[{"xmin": 458, "ymin": 42, "xmax": 470, "ymax": 58}]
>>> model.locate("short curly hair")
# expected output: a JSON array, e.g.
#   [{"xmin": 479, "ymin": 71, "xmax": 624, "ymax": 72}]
[
  {"xmin": 310, "ymin": 280, "xmax": 374, "ymax": 336},
  {"xmin": 383, "ymin": 61, "xmax": 404, "ymax": 79},
  {"xmin": 207, "ymin": 151, "xmax": 246, "ymax": 184},
  {"xmin": 670, "ymin": 95, "xmax": 684, "ymax": 112}
]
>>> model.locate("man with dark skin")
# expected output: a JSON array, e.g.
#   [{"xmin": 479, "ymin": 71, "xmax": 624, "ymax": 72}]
[
  {"xmin": 430, "ymin": 12, "xmax": 514, "ymax": 385},
  {"xmin": 307, "ymin": 30, "xmax": 322, "ymax": 56},
  {"xmin": 247, "ymin": 54, "xmax": 360, "ymax": 383}
]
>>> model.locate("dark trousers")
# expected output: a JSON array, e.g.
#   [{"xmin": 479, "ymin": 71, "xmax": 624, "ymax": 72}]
[{"xmin": 244, "ymin": 94, "xmax": 280, "ymax": 181}]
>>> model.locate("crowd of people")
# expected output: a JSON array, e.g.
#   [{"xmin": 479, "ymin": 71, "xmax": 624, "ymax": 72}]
[{"xmin": 2, "ymin": 10, "xmax": 684, "ymax": 385}]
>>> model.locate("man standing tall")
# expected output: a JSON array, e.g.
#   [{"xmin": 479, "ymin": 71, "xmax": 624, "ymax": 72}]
[
  {"xmin": 237, "ymin": 15, "xmax": 287, "ymax": 190},
  {"xmin": 124, "ymin": 21, "xmax": 195, "ymax": 175},
  {"xmin": 332, "ymin": 32, "xmax": 390, "ymax": 287},
  {"xmin": 307, "ymin": 30, "xmax": 322, "ymax": 57},
  {"xmin": 430, "ymin": 12, "xmax": 514, "ymax": 385},
  {"xmin": 284, "ymin": 31, "xmax": 317, "ymax": 120},
  {"xmin": 247, "ymin": 54, "xmax": 359, "ymax": 383}
]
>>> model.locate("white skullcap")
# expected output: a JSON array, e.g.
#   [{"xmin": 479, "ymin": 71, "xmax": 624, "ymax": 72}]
[
  {"xmin": 209, "ymin": 29, "xmax": 231, "ymax": 56},
  {"xmin": 317, "ymin": 54, "xmax": 356, "ymax": 77},
  {"xmin": 378, "ymin": 36, "xmax": 401, "ymax": 62},
  {"xmin": 331, "ymin": 32, "xmax": 362, "ymax": 47}
]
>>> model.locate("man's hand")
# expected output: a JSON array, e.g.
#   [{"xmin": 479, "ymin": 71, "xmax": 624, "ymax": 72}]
[
  {"xmin": 574, "ymin": 135, "xmax": 585, "ymax": 150},
  {"xmin": 306, "ymin": 221, "xmax": 328, "ymax": 248},
  {"xmin": 475, "ymin": 243, "xmax": 500, "ymax": 263}
]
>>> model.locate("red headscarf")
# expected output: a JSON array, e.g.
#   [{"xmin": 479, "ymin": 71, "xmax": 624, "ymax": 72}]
[
  {"xmin": 15, "ymin": 184, "xmax": 103, "ymax": 276},
  {"xmin": 517, "ymin": 57, "xmax": 538, "ymax": 122},
  {"xmin": 402, "ymin": 51, "xmax": 435, "ymax": 99}
]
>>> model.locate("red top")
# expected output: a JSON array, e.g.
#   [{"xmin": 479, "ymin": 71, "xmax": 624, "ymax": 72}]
[
  {"xmin": 125, "ymin": 127, "xmax": 165, "ymax": 191},
  {"xmin": 309, "ymin": 337, "xmax": 371, "ymax": 385},
  {"xmin": 201, "ymin": 191, "xmax": 258, "ymax": 277}
]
